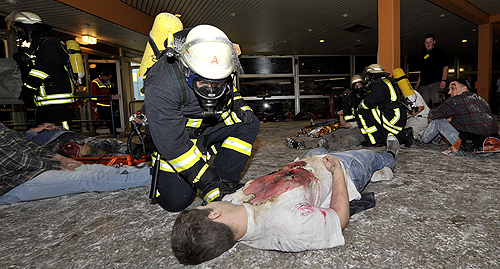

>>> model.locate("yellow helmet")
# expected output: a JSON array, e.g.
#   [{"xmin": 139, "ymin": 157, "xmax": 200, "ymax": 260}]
[{"xmin": 179, "ymin": 25, "xmax": 236, "ymax": 80}]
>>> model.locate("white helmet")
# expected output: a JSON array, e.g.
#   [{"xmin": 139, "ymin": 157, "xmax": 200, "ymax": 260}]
[
  {"xmin": 5, "ymin": 11, "xmax": 42, "ymax": 25},
  {"xmin": 179, "ymin": 25, "xmax": 236, "ymax": 80}
]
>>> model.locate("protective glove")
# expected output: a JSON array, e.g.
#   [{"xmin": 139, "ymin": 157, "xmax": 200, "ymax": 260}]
[
  {"xmin": 198, "ymin": 177, "xmax": 243, "ymax": 205},
  {"xmin": 234, "ymin": 99, "xmax": 254, "ymax": 124},
  {"xmin": 18, "ymin": 85, "xmax": 36, "ymax": 101}
]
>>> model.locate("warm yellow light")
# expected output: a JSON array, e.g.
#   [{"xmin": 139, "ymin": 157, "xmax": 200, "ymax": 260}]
[
  {"xmin": 82, "ymin": 35, "xmax": 97, "ymax": 44},
  {"xmin": 175, "ymin": 14, "xmax": 182, "ymax": 17},
  {"xmin": 89, "ymin": 64, "xmax": 97, "ymax": 69},
  {"xmin": 462, "ymin": 39, "xmax": 467, "ymax": 43},
  {"xmin": 319, "ymin": 40, "xmax": 325, "ymax": 43}
]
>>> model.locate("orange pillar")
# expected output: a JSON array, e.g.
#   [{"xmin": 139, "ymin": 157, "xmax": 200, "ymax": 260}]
[
  {"xmin": 477, "ymin": 23, "xmax": 492, "ymax": 103},
  {"xmin": 378, "ymin": 0, "xmax": 401, "ymax": 72}
]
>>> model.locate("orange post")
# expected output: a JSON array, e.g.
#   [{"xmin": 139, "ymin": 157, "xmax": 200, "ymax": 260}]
[{"xmin": 377, "ymin": 0, "xmax": 401, "ymax": 72}]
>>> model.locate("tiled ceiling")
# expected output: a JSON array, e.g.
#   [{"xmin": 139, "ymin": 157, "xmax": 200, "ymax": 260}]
[{"xmin": 0, "ymin": 0, "xmax": 499, "ymax": 58}]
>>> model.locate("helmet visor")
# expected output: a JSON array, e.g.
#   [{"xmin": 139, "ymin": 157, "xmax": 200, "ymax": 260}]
[{"xmin": 192, "ymin": 77, "xmax": 230, "ymax": 100}]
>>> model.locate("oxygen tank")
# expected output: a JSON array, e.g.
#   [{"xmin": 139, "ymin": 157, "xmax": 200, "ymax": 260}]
[
  {"xmin": 66, "ymin": 40, "xmax": 85, "ymax": 84},
  {"xmin": 138, "ymin": 13, "xmax": 183, "ymax": 78},
  {"xmin": 392, "ymin": 68, "xmax": 418, "ymax": 112}
]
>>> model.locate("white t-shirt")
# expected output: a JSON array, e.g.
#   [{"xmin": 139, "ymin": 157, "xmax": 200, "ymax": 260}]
[{"xmin": 223, "ymin": 154, "xmax": 360, "ymax": 252}]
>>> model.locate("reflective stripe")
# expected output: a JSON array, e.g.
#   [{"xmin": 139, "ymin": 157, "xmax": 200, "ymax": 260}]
[
  {"xmin": 358, "ymin": 114, "xmax": 377, "ymax": 144},
  {"xmin": 371, "ymin": 108, "xmax": 382, "ymax": 124},
  {"xmin": 360, "ymin": 99, "xmax": 369, "ymax": 109},
  {"xmin": 222, "ymin": 137, "xmax": 252, "ymax": 156},
  {"xmin": 28, "ymin": 69, "xmax": 49, "ymax": 80},
  {"xmin": 240, "ymin": 105, "xmax": 252, "ymax": 111},
  {"xmin": 382, "ymin": 78, "xmax": 397, "ymax": 102},
  {"xmin": 35, "ymin": 93, "xmax": 74, "ymax": 100},
  {"xmin": 62, "ymin": 121, "xmax": 70, "ymax": 130},
  {"xmin": 234, "ymin": 95, "xmax": 243, "ymax": 100},
  {"xmin": 344, "ymin": 115, "xmax": 355, "ymax": 121},
  {"xmin": 35, "ymin": 98, "xmax": 75, "ymax": 106},
  {"xmin": 186, "ymin": 118, "xmax": 202, "ymax": 128},
  {"xmin": 152, "ymin": 145, "xmax": 202, "ymax": 173},
  {"xmin": 96, "ymin": 103, "xmax": 110, "ymax": 107},
  {"xmin": 23, "ymin": 83, "xmax": 37, "ymax": 90},
  {"xmin": 203, "ymin": 188, "xmax": 220, "ymax": 204},
  {"xmin": 211, "ymin": 145, "xmax": 218, "ymax": 155},
  {"xmin": 192, "ymin": 163, "xmax": 209, "ymax": 184}
]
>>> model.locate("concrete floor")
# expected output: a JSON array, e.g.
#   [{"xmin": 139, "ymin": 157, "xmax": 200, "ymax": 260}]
[{"xmin": 1, "ymin": 120, "xmax": 500, "ymax": 268}]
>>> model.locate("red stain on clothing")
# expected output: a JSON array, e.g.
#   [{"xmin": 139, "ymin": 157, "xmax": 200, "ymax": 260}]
[
  {"xmin": 298, "ymin": 204, "xmax": 316, "ymax": 216},
  {"xmin": 243, "ymin": 161, "xmax": 317, "ymax": 205},
  {"xmin": 320, "ymin": 209, "xmax": 327, "ymax": 226}
]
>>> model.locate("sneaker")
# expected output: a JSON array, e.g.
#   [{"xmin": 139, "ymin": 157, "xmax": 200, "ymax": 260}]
[
  {"xmin": 404, "ymin": 128, "xmax": 414, "ymax": 147},
  {"xmin": 370, "ymin": 167, "xmax": 393, "ymax": 182},
  {"xmin": 431, "ymin": 135, "xmax": 442, "ymax": 145},
  {"xmin": 386, "ymin": 134, "xmax": 399, "ymax": 160},
  {"xmin": 285, "ymin": 137, "xmax": 307, "ymax": 150},
  {"xmin": 317, "ymin": 138, "xmax": 328, "ymax": 149}
]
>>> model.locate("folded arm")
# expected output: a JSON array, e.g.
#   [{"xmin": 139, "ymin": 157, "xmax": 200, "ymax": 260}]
[{"xmin": 322, "ymin": 155, "xmax": 349, "ymax": 230}]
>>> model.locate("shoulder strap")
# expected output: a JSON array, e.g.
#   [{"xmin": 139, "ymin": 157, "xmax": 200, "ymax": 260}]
[{"xmin": 169, "ymin": 61, "xmax": 189, "ymax": 108}]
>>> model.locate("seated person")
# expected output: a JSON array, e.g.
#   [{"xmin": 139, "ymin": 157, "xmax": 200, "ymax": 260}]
[
  {"xmin": 171, "ymin": 135, "xmax": 400, "ymax": 265},
  {"xmin": 419, "ymin": 79, "xmax": 499, "ymax": 154},
  {"xmin": 405, "ymin": 90, "xmax": 430, "ymax": 139},
  {"xmin": 0, "ymin": 122, "xmax": 151, "ymax": 204},
  {"xmin": 20, "ymin": 123, "xmax": 140, "ymax": 157}
]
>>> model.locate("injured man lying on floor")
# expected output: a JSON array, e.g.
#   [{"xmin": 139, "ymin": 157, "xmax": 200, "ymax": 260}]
[
  {"xmin": 20, "ymin": 123, "xmax": 141, "ymax": 157},
  {"xmin": 170, "ymin": 135, "xmax": 400, "ymax": 265}
]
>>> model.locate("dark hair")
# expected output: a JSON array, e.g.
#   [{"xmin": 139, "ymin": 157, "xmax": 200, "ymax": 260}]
[
  {"xmin": 100, "ymin": 69, "xmax": 113, "ymax": 77},
  {"xmin": 424, "ymin": 34, "xmax": 435, "ymax": 40},
  {"xmin": 171, "ymin": 208, "xmax": 236, "ymax": 265},
  {"xmin": 454, "ymin": 78, "xmax": 471, "ymax": 90}
]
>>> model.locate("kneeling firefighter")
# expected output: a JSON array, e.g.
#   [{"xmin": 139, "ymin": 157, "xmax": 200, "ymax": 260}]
[
  {"xmin": 143, "ymin": 24, "xmax": 259, "ymax": 212},
  {"xmin": 356, "ymin": 64, "xmax": 407, "ymax": 146}
]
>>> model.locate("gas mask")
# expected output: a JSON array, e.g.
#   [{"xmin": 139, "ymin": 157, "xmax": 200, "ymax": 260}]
[{"xmin": 187, "ymin": 74, "xmax": 231, "ymax": 118}]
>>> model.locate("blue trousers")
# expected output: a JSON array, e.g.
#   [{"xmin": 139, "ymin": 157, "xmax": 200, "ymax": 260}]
[{"xmin": 302, "ymin": 148, "xmax": 396, "ymax": 192}]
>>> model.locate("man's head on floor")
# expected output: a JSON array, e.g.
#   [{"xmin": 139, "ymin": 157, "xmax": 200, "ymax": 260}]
[{"xmin": 171, "ymin": 202, "xmax": 239, "ymax": 265}]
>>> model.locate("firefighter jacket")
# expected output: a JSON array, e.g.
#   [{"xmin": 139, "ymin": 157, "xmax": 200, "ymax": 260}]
[
  {"xmin": 357, "ymin": 77, "xmax": 407, "ymax": 144},
  {"xmin": 143, "ymin": 56, "xmax": 254, "ymax": 189},
  {"xmin": 342, "ymin": 92, "xmax": 362, "ymax": 122},
  {"xmin": 90, "ymin": 76, "xmax": 112, "ymax": 106},
  {"xmin": 22, "ymin": 36, "xmax": 74, "ymax": 107}
]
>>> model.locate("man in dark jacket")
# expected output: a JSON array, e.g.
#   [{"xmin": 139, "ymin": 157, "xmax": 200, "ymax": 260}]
[
  {"xmin": 7, "ymin": 11, "xmax": 75, "ymax": 129},
  {"xmin": 143, "ymin": 25, "xmax": 259, "ymax": 212}
]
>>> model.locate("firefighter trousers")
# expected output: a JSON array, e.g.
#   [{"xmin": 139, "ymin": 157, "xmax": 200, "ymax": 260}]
[{"xmin": 155, "ymin": 116, "xmax": 260, "ymax": 212}]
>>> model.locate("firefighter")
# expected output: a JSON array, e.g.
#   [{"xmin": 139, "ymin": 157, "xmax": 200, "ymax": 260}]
[
  {"xmin": 143, "ymin": 25, "xmax": 259, "ymax": 212},
  {"xmin": 91, "ymin": 69, "xmax": 116, "ymax": 134},
  {"xmin": 6, "ymin": 11, "xmax": 75, "ymax": 129},
  {"xmin": 342, "ymin": 75, "xmax": 366, "ymax": 123},
  {"xmin": 356, "ymin": 64, "xmax": 407, "ymax": 146}
]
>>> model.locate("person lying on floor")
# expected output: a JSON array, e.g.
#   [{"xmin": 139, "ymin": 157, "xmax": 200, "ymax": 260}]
[
  {"xmin": 0, "ymin": 122, "xmax": 151, "ymax": 204},
  {"xmin": 20, "ymin": 122, "xmax": 141, "ymax": 157},
  {"xmin": 170, "ymin": 135, "xmax": 400, "ymax": 265}
]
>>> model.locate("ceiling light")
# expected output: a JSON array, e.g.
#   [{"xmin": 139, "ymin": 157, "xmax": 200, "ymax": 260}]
[
  {"xmin": 319, "ymin": 39, "xmax": 325, "ymax": 43},
  {"xmin": 5, "ymin": 0, "xmax": 17, "ymax": 3},
  {"xmin": 439, "ymin": 13, "xmax": 445, "ymax": 18},
  {"xmin": 82, "ymin": 23, "xmax": 90, "ymax": 28},
  {"xmin": 83, "ymin": 35, "xmax": 97, "ymax": 44},
  {"xmin": 230, "ymin": 13, "xmax": 236, "ymax": 17},
  {"xmin": 308, "ymin": 29, "xmax": 313, "ymax": 32},
  {"xmin": 342, "ymin": 14, "xmax": 348, "ymax": 18},
  {"xmin": 462, "ymin": 39, "xmax": 467, "ymax": 43},
  {"xmin": 472, "ymin": 29, "xmax": 477, "ymax": 32}
]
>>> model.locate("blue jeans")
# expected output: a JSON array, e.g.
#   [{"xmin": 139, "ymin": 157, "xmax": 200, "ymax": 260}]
[
  {"xmin": 0, "ymin": 163, "xmax": 152, "ymax": 205},
  {"xmin": 303, "ymin": 148, "xmax": 396, "ymax": 192},
  {"xmin": 420, "ymin": 118, "xmax": 460, "ymax": 145}
]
